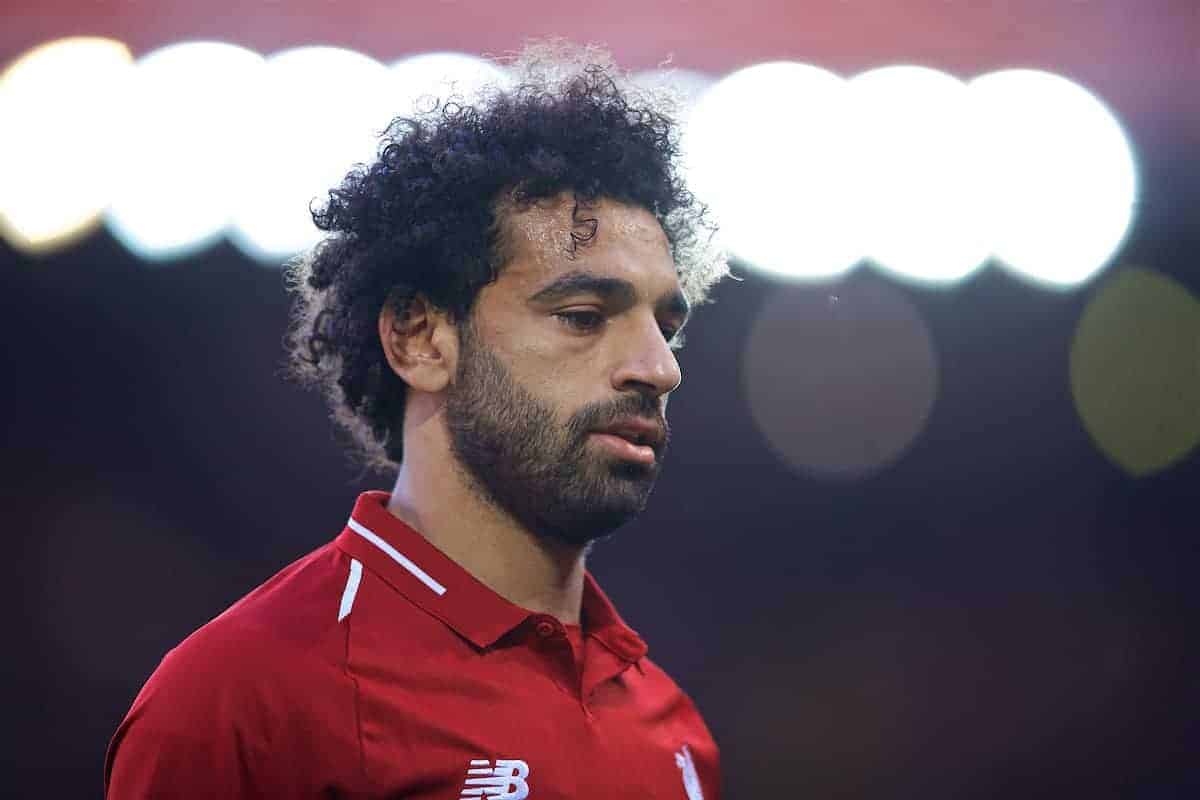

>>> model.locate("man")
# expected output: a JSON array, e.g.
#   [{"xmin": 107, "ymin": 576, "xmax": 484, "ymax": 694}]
[{"xmin": 105, "ymin": 42, "xmax": 727, "ymax": 798}]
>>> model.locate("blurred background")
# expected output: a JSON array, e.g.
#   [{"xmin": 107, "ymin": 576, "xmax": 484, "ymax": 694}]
[{"xmin": 4, "ymin": 1, "xmax": 1199, "ymax": 797}]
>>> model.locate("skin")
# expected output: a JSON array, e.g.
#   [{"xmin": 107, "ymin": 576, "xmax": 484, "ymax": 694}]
[{"xmin": 378, "ymin": 192, "xmax": 688, "ymax": 624}]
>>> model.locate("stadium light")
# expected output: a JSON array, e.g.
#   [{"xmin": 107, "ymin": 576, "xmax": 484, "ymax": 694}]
[
  {"xmin": 0, "ymin": 37, "xmax": 133, "ymax": 254},
  {"xmin": 1, "ymin": 38, "xmax": 1141, "ymax": 290},
  {"xmin": 229, "ymin": 46, "xmax": 395, "ymax": 263},
  {"xmin": 847, "ymin": 66, "xmax": 989, "ymax": 285},
  {"xmin": 685, "ymin": 61, "xmax": 861, "ymax": 281},
  {"xmin": 970, "ymin": 69, "xmax": 1138, "ymax": 289},
  {"xmin": 105, "ymin": 42, "xmax": 265, "ymax": 261}
]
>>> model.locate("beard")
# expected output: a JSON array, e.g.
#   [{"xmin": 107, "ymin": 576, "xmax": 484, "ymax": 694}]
[{"xmin": 444, "ymin": 320, "xmax": 668, "ymax": 547}]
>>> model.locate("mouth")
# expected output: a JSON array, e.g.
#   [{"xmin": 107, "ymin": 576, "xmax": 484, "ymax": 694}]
[{"xmin": 589, "ymin": 418, "xmax": 666, "ymax": 466}]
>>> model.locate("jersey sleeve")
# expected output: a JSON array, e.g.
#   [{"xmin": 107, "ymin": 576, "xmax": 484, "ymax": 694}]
[{"xmin": 105, "ymin": 725, "xmax": 269, "ymax": 798}]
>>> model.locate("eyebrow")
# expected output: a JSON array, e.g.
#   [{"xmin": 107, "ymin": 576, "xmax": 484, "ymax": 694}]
[{"xmin": 528, "ymin": 271, "xmax": 691, "ymax": 323}]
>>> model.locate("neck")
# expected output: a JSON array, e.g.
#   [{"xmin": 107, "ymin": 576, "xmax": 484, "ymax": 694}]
[{"xmin": 385, "ymin": 401, "xmax": 588, "ymax": 625}]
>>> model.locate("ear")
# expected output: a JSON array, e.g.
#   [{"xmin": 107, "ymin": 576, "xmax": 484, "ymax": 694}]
[{"xmin": 378, "ymin": 294, "xmax": 458, "ymax": 394}]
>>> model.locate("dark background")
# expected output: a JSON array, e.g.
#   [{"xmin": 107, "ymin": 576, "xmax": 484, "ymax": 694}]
[{"xmin": 4, "ymin": 1, "xmax": 1198, "ymax": 797}]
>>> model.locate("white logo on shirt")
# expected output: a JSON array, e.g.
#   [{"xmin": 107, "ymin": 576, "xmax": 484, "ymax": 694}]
[
  {"xmin": 460, "ymin": 759, "xmax": 530, "ymax": 800},
  {"xmin": 675, "ymin": 744, "xmax": 704, "ymax": 800}
]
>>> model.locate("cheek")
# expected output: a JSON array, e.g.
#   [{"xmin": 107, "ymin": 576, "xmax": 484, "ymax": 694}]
[
  {"xmin": 511, "ymin": 338, "xmax": 599, "ymax": 395},
  {"xmin": 473, "ymin": 305, "xmax": 612, "ymax": 409},
  {"xmin": 527, "ymin": 370, "xmax": 598, "ymax": 430}
]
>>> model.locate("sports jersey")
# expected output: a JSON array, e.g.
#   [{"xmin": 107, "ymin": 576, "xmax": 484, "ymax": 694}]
[{"xmin": 104, "ymin": 490, "xmax": 719, "ymax": 799}]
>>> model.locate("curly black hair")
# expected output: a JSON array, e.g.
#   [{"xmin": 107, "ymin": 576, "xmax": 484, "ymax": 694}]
[{"xmin": 286, "ymin": 42, "xmax": 727, "ymax": 470}]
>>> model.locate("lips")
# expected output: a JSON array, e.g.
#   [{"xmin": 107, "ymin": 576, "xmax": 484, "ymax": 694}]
[{"xmin": 593, "ymin": 417, "xmax": 667, "ymax": 450}]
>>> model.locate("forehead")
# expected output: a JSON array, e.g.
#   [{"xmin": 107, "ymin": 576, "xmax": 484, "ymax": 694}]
[{"xmin": 496, "ymin": 193, "xmax": 678, "ymax": 295}]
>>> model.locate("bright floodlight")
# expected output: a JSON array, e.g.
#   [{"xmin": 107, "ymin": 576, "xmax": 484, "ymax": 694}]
[
  {"xmin": 685, "ymin": 62, "xmax": 859, "ymax": 280},
  {"xmin": 970, "ymin": 70, "xmax": 1137, "ymax": 288},
  {"xmin": 848, "ymin": 66, "xmax": 989, "ymax": 284},
  {"xmin": 389, "ymin": 52, "xmax": 511, "ymax": 116},
  {"xmin": 230, "ymin": 47, "xmax": 394, "ymax": 262},
  {"xmin": 0, "ymin": 37, "xmax": 133, "ymax": 253},
  {"xmin": 105, "ymin": 42, "xmax": 264, "ymax": 261}
]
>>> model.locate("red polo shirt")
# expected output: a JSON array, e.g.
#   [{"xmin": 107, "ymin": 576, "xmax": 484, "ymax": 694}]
[{"xmin": 104, "ymin": 491, "xmax": 720, "ymax": 799}]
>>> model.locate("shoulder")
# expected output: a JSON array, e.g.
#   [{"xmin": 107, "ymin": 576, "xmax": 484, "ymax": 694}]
[
  {"xmin": 106, "ymin": 543, "xmax": 363, "ymax": 783},
  {"xmin": 635, "ymin": 655, "xmax": 720, "ymax": 751},
  {"xmin": 635, "ymin": 655, "xmax": 713, "ymax": 724},
  {"xmin": 104, "ymin": 541, "xmax": 369, "ymax": 796},
  {"xmin": 148, "ymin": 541, "xmax": 358, "ymax": 715}
]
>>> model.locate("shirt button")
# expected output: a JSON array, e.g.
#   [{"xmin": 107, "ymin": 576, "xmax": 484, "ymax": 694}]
[{"xmin": 535, "ymin": 620, "xmax": 558, "ymax": 638}]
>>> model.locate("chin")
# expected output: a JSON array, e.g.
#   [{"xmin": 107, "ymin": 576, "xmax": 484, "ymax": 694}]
[
  {"xmin": 534, "ymin": 477, "xmax": 654, "ymax": 546},
  {"xmin": 536, "ymin": 506, "xmax": 640, "ymax": 548}
]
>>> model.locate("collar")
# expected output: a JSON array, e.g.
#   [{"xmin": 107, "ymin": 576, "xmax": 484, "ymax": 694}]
[{"xmin": 334, "ymin": 491, "xmax": 647, "ymax": 662}]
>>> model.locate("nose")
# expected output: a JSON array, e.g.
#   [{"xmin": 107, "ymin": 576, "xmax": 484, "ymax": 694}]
[{"xmin": 611, "ymin": 316, "xmax": 683, "ymax": 399}]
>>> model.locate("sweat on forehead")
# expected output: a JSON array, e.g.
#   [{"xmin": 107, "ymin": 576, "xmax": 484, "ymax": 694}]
[{"xmin": 491, "ymin": 191, "xmax": 670, "ymax": 270}]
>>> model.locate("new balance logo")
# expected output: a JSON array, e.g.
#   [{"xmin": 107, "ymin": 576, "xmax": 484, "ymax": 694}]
[{"xmin": 460, "ymin": 759, "xmax": 530, "ymax": 800}]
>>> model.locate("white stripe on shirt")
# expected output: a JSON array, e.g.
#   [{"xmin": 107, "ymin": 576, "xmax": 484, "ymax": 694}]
[
  {"xmin": 346, "ymin": 517, "xmax": 447, "ymax": 596},
  {"xmin": 338, "ymin": 558, "xmax": 363, "ymax": 622}
]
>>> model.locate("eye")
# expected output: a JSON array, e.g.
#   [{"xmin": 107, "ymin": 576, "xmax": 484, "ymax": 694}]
[{"xmin": 554, "ymin": 309, "xmax": 605, "ymax": 333}]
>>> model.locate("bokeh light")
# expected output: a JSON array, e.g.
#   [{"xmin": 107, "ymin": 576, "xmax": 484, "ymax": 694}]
[
  {"xmin": 1070, "ymin": 267, "xmax": 1200, "ymax": 476},
  {"xmin": 0, "ymin": 39, "xmax": 1143, "ymax": 288},
  {"xmin": 105, "ymin": 41, "xmax": 265, "ymax": 261},
  {"xmin": 847, "ymin": 66, "xmax": 989, "ymax": 285},
  {"xmin": 743, "ymin": 275, "xmax": 938, "ymax": 478},
  {"xmin": 226, "ymin": 49, "xmax": 509, "ymax": 263},
  {"xmin": 230, "ymin": 46, "xmax": 395, "ymax": 262},
  {"xmin": 686, "ymin": 62, "xmax": 860, "ymax": 280},
  {"xmin": 970, "ymin": 69, "xmax": 1138, "ymax": 288},
  {"xmin": 0, "ymin": 37, "xmax": 133, "ymax": 254}
]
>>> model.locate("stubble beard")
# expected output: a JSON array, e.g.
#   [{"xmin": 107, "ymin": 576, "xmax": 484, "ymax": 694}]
[{"xmin": 444, "ymin": 321, "xmax": 667, "ymax": 548}]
